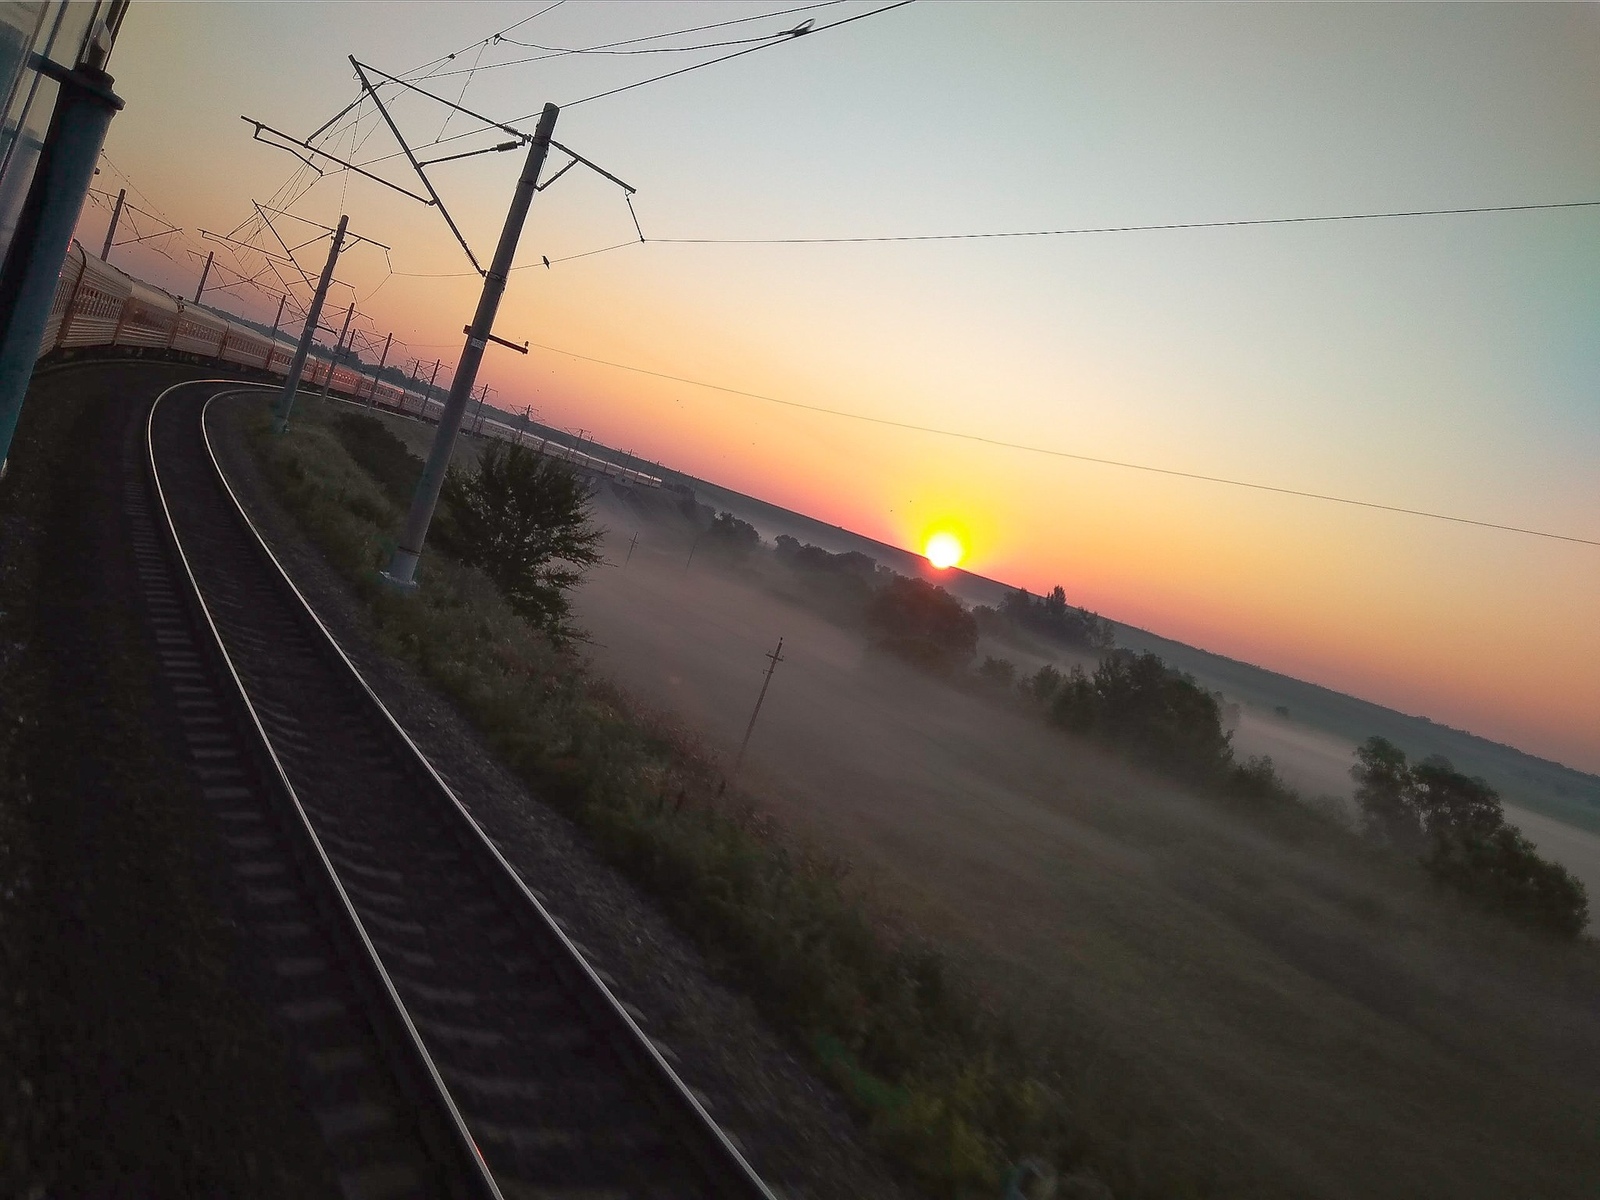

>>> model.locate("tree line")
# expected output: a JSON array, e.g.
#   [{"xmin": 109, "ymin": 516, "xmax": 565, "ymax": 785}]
[{"xmin": 1353, "ymin": 737, "xmax": 1588, "ymax": 937}]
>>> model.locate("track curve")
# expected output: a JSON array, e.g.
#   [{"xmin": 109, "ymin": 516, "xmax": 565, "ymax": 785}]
[{"xmin": 147, "ymin": 379, "xmax": 778, "ymax": 1200}]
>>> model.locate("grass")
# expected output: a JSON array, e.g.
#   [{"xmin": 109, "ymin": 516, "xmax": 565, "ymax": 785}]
[{"xmin": 241, "ymin": 397, "xmax": 1244, "ymax": 1200}]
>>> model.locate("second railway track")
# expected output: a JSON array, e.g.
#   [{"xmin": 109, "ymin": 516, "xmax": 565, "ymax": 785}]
[{"xmin": 147, "ymin": 379, "xmax": 778, "ymax": 1200}]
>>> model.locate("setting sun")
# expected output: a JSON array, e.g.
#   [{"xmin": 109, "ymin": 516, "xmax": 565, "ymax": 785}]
[{"xmin": 925, "ymin": 531, "xmax": 964, "ymax": 570}]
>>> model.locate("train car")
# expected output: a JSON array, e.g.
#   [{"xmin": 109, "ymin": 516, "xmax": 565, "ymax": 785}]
[{"xmin": 34, "ymin": 241, "xmax": 661, "ymax": 486}]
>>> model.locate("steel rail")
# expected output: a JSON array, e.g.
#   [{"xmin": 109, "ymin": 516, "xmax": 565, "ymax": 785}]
[
  {"xmin": 147, "ymin": 378, "xmax": 503, "ymax": 1199},
  {"xmin": 149, "ymin": 378, "xmax": 778, "ymax": 1198}
]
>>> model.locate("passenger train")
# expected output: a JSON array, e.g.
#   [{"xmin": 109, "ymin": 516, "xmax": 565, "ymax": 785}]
[{"xmin": 35, "ymin": 240, "xmax": 659, "ymax": 486}]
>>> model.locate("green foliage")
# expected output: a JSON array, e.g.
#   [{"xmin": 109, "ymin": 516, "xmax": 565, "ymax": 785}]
[
  {"xmin": 1023, "ymin": 664, "xmax": 1064, "ymax": 705},
  {"xmin": 991, "ymin": 585, "xmax": 1115, "ymax": 651},
  {"xmin": 703, "ymin": 511, "xmax": 761, "ymax": 562},
  {"xmin": 772, "ymin": 535, "xmax": 879, "ymax": 623},
  {"xmin": 438, "ymin": 441, "xmax": 603, "ymax": 644},
  {"xmin": 331, "ymin": 411, "xmax": 423, "ymax": 507},
  {"xmin": 1350, "ymin": 737, "xmax": 1589, "ymax": 937},
  {"xmin": 978, "ymin": 656, "xmax": 1017, "ymax": 688},
  {"xmin": 1044, "ymin": 651, "xmax": 1234, "ymax": 786},
  {"xmin": 1352, "ymin": 736, "xmax": 1424, "ymax": 852},
  {"xmin": 866, "ymin": 576, "xmax": 979, "ymax": 674}
]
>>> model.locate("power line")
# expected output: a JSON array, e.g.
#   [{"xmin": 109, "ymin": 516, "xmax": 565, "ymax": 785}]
[
  {"xmin": 645, "ymin": 199, "xmax": 1600, "ymax": 245},
  {"xmin": 559, "ymin": 0, "xmax": 918, "ymax": 108},
  {"xmin": 424, "ymin": 1, "xmax": 847, "ymax": 77},
  {"xmin": 390, "ymin": 238, "xmax": 637, "ymax": 278},
  {"xmin": 378, "ymin": 194, "xmax": 1596, "ymax": 277},
  {"xmin": 522, "ymin": 339, "xmax": 1600, "ymax": 549}
]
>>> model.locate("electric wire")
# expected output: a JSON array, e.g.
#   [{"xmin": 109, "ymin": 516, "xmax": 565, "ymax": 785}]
[
  {"xmin": 647, "ymin": 199, "xmax": 1600, "ymax": 244},
  {"xmin": 558, "ymin": 0, "xmax": 916, "ymax": 108},
  {"xmin": 521, "ymin": 339, "xmax": 1600, "ymax": 549},
  {"xmin": 432, "ymin": 1, "xmax": 845, "ymax": 74}
]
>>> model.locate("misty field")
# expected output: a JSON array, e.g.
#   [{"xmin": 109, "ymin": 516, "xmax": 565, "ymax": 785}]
[{"xmin": 576, "ymin": 492, "xmax": 1600, "ymax": 1200}]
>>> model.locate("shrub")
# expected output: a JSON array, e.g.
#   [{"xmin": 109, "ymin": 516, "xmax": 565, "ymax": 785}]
[
  {"xmin": 703, "ymin": 511, "xmax": 760, "ymax": 562},
  {"xmin": 977, "ymin": 656, "xmax": 1017, "ymax": 689},
  {"xmin": 865, "ymin": 576, "xmax": 979, "ymax": 674},
  {"xmin": 998, "ymin": 585, "xmax": 1115, "ymax": 651},
  {"xmin": 1022, "ymin": 664, "xmax": 1064, "ymax": 705},
  {"xmin": 1349, "ymin": 736, "xmax": 1589, "ymax": 938},
  {"xmin": 332, "ymin": 412, "xmax": 422, "ymax": 507},
  {"xmin": 1078, "ymin": 650, "xmax": 1233, "ymax": 785},
  {"xmin": 437, "ymin": 441, "xmax": 603, "ymax": 643}
]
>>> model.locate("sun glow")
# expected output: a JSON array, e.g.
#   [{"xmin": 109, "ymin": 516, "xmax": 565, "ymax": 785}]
[{"xmin": 925, "ymin": 531, "xmax": 964, "ymax": 570}]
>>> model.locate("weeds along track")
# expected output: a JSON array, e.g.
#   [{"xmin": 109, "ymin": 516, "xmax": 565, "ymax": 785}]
[{"xmin": 147, "ymin": 380, "xmax": 777, "ymax": 1200}]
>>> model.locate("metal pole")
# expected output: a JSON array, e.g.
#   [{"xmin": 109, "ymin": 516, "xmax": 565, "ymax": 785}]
[
  {"xmin": 193, "ymin": 250, "xmax": 214, "ymax": 303},
  {"xmin": 100, "ymin": 187, "xmax": 125, "ymax": 260},
  {"xmin": 273, "ymin": 213, "xmax": 347, "ymax": 432},
  {"xmin": 319, "ymin": 301, "xmax": 355, "ymax": 399},
  {"xmin": 385, "ymin": 103, "xmax": 559, "ymax": 588},
  {"xmin": 0, "ymin": 61, "xmax": 124, "ymax": 469},
  {"xmin": 472, "ymin": 384, "xmax": 489, "ymax": 434},
  {"xmin": 624, "ymin": 531, "xmax": 638, "ymax": 567},
  {"xmin": 734, "ymin": 639, "xmax": 785, "ymax": 774},
  {"xmin": 366, "ymin": 331, "xmax": 392, "ymax": 406}
]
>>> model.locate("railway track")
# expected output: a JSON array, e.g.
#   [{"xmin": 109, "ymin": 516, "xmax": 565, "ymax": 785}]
[{"xmin": 146, "ymin": 378, "xmax": 778, "ymax": 1200}]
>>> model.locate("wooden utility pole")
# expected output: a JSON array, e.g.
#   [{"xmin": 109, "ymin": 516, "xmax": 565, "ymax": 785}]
[{"xmin": 734, "ymin": 639, "xmax": 785, "ymax": 774}]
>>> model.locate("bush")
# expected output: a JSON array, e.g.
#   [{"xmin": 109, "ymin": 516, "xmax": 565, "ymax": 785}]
[
  {"xmin": 702, "ymin": 511, "xmax": 760, "ymax": 562},
  {"xmin": 1021, "ymin": 664, "xmax": 1064, "ymax": 705},
  {"xmin": 996, "ymin": 585, "xmax": 1115, "ymax": 651},
  {"xmin": 977, "ymin": 656, "xmax": 1017, "ymax": 689},
  {"xmin": 332, "ymin": 412, "xmax": 422, "ymax": 507},
  {"xmin": 865, "ymin": 576, "xmax": 979, "ymax": 674},
  {"xmin": 1065, "ymin": 650, "xmax": 1233, "ymax": 786},
  {"xmin": 1350, "ymin": 736, "xmax": 1588, "ymax": 938},
  {"xmin": 437, "ymin": 441, "xmax": 603, "ymax": 643}
]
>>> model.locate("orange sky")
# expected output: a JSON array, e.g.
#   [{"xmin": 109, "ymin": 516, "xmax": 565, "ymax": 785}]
[{"xmin": 85, "ymin": 3, "xmax": 1600, "ymax": 772}]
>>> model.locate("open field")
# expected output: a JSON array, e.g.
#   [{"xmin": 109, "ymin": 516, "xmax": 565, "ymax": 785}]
[
  {"xmin": 570, "ymin": 492, "xmax": 1600, "ymax": 1200},
  {"xmin": 341, "ymin": 399, "xmax": 1600, "ymax": 1196}
]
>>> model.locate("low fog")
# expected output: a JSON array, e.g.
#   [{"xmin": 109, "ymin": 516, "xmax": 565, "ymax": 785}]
[{"xmin": 566, "ymin": 482, "xmax": 1600, "ymax": 1200}]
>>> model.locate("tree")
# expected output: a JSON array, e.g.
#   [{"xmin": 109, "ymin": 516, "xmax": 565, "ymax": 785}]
[
  {"xmin": 998, "ymin": 584, "xmax": 1114, "ymax": 650},
  {"xmin": 703, "ymin": 511, "xmax": 760, "ymax": 562},
  {"xmin": 865, "ymin": 576, "xmax": 978, "ymax": 673},
  {"xmin": 1348, "ymin": 738, "xmax": 1589, "ymax": 938},
  {"xmin": 977, "ymin": 656, "xmax": 1017, "ymax": 688},
  {"xmin": 1427, "ymin": 823, "xmax": 1590, "ymax": 939},
  {"xmin": 1083, "ymin": 650, "xmax": 1232, "ymax": 783},
  {"xmin": 1023, "ymin": 664, "xmax": 1063, "ymax": 705},
  {"xmin": 439, "ymin": 442, "xmax": 603, "ymax": 643},
  {"xmin": 1411, "ymin": 755, "xmax": 1504, "ymax": 842},
  {"xmin": 1351, "ymin": 736, "xmax": 1424, "ymax": 853}
]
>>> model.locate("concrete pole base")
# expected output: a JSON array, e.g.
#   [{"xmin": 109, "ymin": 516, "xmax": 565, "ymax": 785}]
[{"xmin": 380, "ymin": 547, "xmax": 422, "ymax": 593}]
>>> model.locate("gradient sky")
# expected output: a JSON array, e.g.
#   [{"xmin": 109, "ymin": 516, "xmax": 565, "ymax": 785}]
[{"xmin": 85, "ymin": 2, "xmax": 1600, "ymax": 772}]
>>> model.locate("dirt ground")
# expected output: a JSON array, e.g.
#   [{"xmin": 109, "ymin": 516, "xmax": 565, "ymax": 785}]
[{"xmin": 568, "ymin": 496, "xmax": 1600, "ymax": 1200}]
